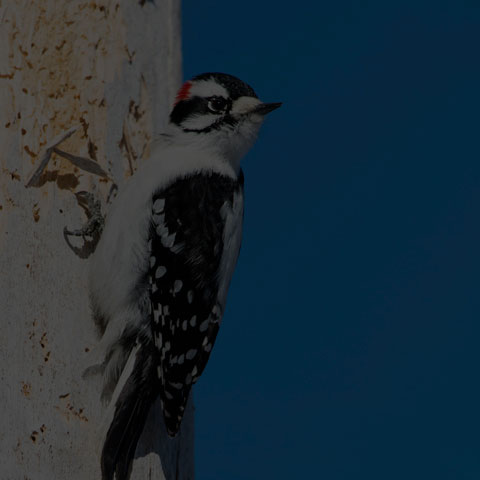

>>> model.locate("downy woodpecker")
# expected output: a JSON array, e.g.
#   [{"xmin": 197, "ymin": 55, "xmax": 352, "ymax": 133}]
[{"xmin": 89, "ymin": 72, "xmax": 281, "ymax": 480}]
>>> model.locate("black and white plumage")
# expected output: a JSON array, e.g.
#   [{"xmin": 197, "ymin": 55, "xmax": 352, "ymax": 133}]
[
  {"xmin": 88, "ymin": 72, "xmax": 280, "ymax": 480},
  {"xmin": 149, "ymin": 170, "xmax": 244, "ymax": 435}
]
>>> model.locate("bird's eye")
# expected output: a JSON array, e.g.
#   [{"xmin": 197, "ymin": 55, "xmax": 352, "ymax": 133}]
[{"xmin": 207, "ymin": 96, "xmax": 228, "ymax": 113}]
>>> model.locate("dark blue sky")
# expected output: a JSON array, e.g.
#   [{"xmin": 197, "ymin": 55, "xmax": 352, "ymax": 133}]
[{"xmin": 183, "ymin": 2, "xmax": 480, "ymax": 479}]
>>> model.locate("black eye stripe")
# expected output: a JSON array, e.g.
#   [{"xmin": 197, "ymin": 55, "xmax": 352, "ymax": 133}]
[
  {"xmin": 207, "ymin": 96, "xmax": 229, "ymax": 113},
  {"xmin": 170, "ymin": 96, "xmax": 232, "ymax": 126}
]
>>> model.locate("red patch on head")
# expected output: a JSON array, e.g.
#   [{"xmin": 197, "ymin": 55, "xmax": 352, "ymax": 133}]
[{"xmin": 174, "ymin": 81, "xmax": 193, "ymax": 105}]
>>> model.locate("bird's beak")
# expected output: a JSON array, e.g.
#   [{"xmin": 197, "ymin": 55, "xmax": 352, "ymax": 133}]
[{"xmin": 252, "ymin": 102, "xmax": 282, "ymax": 115}]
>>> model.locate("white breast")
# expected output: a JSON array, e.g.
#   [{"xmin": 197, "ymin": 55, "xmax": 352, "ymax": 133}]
[
  {"xmin": 217, "ymin": 188, "xmax": 244, "ymax": 313},
  {"xmin": 89, "ymin": 141, "xmax": 238, "ymax": 346}
]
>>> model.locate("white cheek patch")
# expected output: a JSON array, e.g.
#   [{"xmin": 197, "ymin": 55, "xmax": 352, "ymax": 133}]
[
  {"xmin": 231, "ymin": 96, "xmax": 262, "ymax": 115},
  {"xmin": 181, "ymin": 112, "xmax": 220, "ymax": 130},
  {"xmin": 189, "ymin": 80, "xmax": 229, "ymax": 99}
]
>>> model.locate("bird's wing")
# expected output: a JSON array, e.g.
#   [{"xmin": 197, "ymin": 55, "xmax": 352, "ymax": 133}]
[
  {"xmin": 149, "ymin": 170, "xmax": 244, "ymax": 435},
  {"xmin": 100, "ymin": 170, "xmax": 244, "ymax": 480}
]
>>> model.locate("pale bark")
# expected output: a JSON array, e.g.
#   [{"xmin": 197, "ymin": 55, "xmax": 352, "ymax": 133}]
[{"xmin": 0, "ymin": 1, "xmax": 193, "ymax": 479}]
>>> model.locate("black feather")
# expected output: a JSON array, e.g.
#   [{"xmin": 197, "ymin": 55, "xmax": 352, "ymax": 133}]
[
  {"xmin": 100, "ymin": 170, "xmax": 244, "ymax": 478},
  {"xmin": 101, "ymin": 342, "xmax": 159, "ymax": 480},
  {"xmin": 149, "ymin": 172, "xmax": 243, "ymax": 434}
]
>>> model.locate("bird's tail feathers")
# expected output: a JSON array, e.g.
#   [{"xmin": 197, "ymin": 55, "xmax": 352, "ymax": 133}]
[{"xmin": 100, "ymin": 341, "xmax": 159, "ymax": 480}]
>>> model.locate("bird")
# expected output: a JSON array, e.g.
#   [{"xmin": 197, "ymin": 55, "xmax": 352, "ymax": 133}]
[{"xmin": 88, "ymin": 72, "xmax": 281, "ymax": 480}]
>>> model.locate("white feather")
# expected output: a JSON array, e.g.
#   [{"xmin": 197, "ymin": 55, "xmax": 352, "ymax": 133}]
[
  {"xmin": 188, "ymin": 79, "xmax": 229, "ymax": 100},
  {"xmin": 88, "ymin": 81, "xmax": 267, "ymax": 400},
  {"xmin": 217, "ymin": 190, "xmax": 244, "ymax": 313},
  {"xmin": 88, "ymin": 140, "xmax": 241, "ymax": 372}
]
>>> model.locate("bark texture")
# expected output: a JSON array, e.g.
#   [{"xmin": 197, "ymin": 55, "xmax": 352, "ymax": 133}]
[{"xmin": 0, "ymin": 1, "xmax": 192, "ymax": 478}]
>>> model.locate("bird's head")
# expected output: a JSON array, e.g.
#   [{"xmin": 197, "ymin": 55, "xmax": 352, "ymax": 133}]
[{"xmin": 167, "ymin": 72, "xmax": 281, "ymax": 168}]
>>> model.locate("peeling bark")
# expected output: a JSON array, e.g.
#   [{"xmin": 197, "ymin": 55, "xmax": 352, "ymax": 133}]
[{"xmin": 0, "ymin": 1, "xmax": 192, "ymax": 478}]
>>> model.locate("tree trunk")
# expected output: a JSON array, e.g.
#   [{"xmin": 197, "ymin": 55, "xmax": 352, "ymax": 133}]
[{"xmin": 0, "ymin": 1, "xmax": 193, "ymax": 478}]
